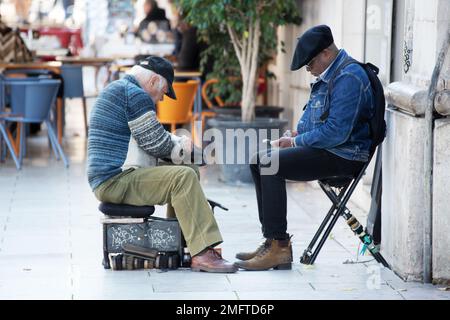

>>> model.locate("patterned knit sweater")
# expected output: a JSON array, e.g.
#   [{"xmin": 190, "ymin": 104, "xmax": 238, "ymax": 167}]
[{"xmin": 87, "ymin": 75, "xmax": 174, "ymax": 191}]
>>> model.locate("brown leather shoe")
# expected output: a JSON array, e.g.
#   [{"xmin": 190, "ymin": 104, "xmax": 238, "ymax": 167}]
[
  {"xmin": 235, "ymin": 239, "xmax": 270, "ymax": 261},
  {"xmin": 191, "ymin": 248, "xmax": 238, "ymax": 273},
  {"xmin": 234, "ymin": 238, "xmax": 293, "ymax": 271}
]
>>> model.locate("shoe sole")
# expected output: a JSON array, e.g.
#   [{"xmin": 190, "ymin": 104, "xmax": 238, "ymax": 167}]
[
  {"xmin": 235, "ymin": 262, "xmax": 292, "ymax": 271},
  {"xmin": 191, "ymin": 266, "xmax": 238, "ymax": 273},
  {"xmin": 235, "ymin": 254, "xmax": 255, "ymax": 261}
]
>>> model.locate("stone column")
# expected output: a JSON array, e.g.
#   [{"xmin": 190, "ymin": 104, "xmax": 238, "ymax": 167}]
[
  {"xmin": 432, "ymin": 91, "xmax": 450, "ymax": 284},
  {"xmin": 382, "ymin": 82, "xmax": 428, "ymax": 281}
]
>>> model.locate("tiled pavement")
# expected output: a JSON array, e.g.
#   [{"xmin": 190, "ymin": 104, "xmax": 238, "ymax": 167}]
[{"xmin": 0, "ymin": 100, "xmax": 449, "ymax": 300}]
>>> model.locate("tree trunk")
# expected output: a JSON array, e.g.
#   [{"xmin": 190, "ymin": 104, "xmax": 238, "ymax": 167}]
[{"xmin": 227, "ymin": 18, "xmax": 260, "ymax": 122}]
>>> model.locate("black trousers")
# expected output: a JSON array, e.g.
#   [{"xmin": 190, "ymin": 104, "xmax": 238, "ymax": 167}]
[{"xmin": 250, "ymin": 146, "xmax": 365, "ymax": 239}]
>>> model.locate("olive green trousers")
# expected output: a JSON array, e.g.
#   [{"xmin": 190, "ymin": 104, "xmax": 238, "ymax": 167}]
[{"xmin": 94, "ymin": 165, "xmax": 223, "ymax": 256}]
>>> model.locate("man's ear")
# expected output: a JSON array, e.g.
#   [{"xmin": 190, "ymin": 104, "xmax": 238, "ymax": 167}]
[{"xmin": 148, "ymin": 75, "xmax": 158, "ymax": 88}]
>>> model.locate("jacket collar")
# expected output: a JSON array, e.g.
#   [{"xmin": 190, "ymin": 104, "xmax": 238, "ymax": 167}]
[
  {"xmin": 124, "ymin": 74, "xmax": 142, "ymax": 88},
  {"xmin": 320, "ymin": 49, "xmax": 348, "ymax": 84},
  {"xmin": 123, "ymin": 74, "xmax": 158, "ymax": 105}
]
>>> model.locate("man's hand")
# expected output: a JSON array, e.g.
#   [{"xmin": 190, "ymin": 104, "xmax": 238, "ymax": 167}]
[
  {"xmin": 282, "ymin": 130, "xmax": 298, "ymax": 137},
  {"xmin": 272, "ymin": 137, "xmax": 294, "ymax": 149},
  {"xmin": 179, "ymin": 135, "xmax": 193, "ymax": 154}
]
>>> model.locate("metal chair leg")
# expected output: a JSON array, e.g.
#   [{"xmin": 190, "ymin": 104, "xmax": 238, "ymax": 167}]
[
  {"xmin": 300, "ymin": 180, "xmax": 390, "ymax": 268},
  {"xmin": 18, "ymin": 122, "xmax": 24, "ymax": 167},
  {"xmin": 0, "ymin": 124, "xmax": 21, "ymax": 169},
  {"xmin": 47, "ymin": 123, "xmax": 60, "ymax": 161},
  {"xmin": 300, "ymin": 202, "xmax": 343, "ymax": 265},
  {"xmin": 0, "ymin": 134, "xmax": 6, "ymax": 162},
  {"xmin": 300, "ymin": 183, "xmax": 350, "ymax": 265},
  {"xmin": 46, "ymin": 120, "xmax": 69, "ymax": 167},
  {"xmin": 300, "ymin": 203, "xmax": 338, "ymax": 264},
  {"xmin": 319, "ymin": 184, "xmax": 390, "ymax": 266},
  {"xmin": 82, "ymin": 97, "xmax": 89, "ymax": 137}
]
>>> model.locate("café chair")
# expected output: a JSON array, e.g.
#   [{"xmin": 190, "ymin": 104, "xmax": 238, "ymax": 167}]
[
  {"xmin": 197, "ymin": 78, "xmax": 245, "ymax": 134},
  {"xmin": 0, "ymin": 74, "xmax": 50, "ymax": 162},
  {"xmin": 60, "ymin": 64, "xmax": 89, "ymax": 137},
  {"xmin": 0, "ymin": 75, "xmax": 5, "ymax": 162},
  {"xmin": 197, "ymin": 79, "xmax": 224, "ymax": 132},
  {"xmin": 0, "ymin": 79, "xmax": 68, "ymax": 169}
]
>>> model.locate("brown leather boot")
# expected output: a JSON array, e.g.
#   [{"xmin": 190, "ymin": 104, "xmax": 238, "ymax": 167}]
[
  {"xmin": 234, "ymin": 239, "xmax": 293, "ymax": 271},
  {"xmin": 191, "ymin": 248, "xmax": 238, "ymax": 273},
  {"xmin": 235, "ymin": 239, "xmax": 270, "ymax": 261}
]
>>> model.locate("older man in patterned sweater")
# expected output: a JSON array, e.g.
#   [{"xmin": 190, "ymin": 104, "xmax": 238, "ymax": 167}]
[{"xmin": 87, "ymin": 56, "xmax": 237, "ymax": 273}]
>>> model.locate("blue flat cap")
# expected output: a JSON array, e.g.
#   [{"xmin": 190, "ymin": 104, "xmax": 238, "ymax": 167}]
[{"xmin": 290, "ymin": 25, "xmax": 334, "ymax": 71}]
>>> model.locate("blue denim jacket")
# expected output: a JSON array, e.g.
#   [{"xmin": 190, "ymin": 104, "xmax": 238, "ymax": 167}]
[{"xmin": 293, "ymin": 49, "xmax": 374, "ymax": 162}]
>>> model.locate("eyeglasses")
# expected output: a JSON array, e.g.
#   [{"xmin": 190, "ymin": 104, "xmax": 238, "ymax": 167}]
[
  {"xmin": 306, "ymin": 49, "xmax": 326, "ymax": 68},
  {"xmin": 306, "ymin": 56, "xmax": 319, "ymax": 68}
]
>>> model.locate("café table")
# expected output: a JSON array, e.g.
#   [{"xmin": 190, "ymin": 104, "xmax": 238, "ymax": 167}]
[{"xmin": 55, "ymin": 57, "xmax": 114, "ymax": 65}]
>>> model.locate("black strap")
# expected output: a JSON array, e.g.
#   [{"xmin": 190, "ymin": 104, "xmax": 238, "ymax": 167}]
[{"xmin": 319, "ymin": 57, "xmax": 358, "ymax": 122}]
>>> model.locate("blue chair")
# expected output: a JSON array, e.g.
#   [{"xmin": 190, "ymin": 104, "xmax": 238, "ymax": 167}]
[
  {"xmin": 0, "ymin": 74, "xmax": 5, "ymax": 112},
  {"xmin": 60, "ymin": 64, "xmax": 89, "ymax": 136},
  {"xmin": 0, "ymin": 79, "xmax": 68, "ymax": 169},
  {"xmin": 0, "ymin": 76, "xmax": 53, "ymax": 161},
  {"xmin": 1, "ymin": 69, "xmax": 55, "ymax": 148},
  {"xmin": 0, "ymin": 74, "xmax": 6, "ymax": 162}
]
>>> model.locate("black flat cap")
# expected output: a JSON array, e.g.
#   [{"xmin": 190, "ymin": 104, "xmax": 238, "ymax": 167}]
[
  {"xmin": 138, "ymin": 56, "xmax": 177, "ymax": 99},
  {"xmin": 290, "ymin": 25, "xmax": 334, "ymax": 71}
]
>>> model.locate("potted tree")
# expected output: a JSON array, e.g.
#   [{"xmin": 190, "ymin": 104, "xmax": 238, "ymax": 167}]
[{"xmin": 177, "ymin": 0, "xmax": 301, "ymax": 183}]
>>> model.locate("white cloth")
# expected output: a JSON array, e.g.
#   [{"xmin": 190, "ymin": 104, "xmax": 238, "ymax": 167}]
[{"xmin": 121, "ymin": 134, "xmax": 187, "ymax": 170}]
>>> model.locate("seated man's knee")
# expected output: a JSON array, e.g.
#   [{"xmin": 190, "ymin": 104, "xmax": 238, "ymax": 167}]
[
  {"xmin": 259, "ymin": 150, "xmax": 281, "ymax": 175},
  {"xmin": 189, "ymin": 164, "xmax": 201, "ymax": 180},
  {"xmin": 177, "ymin": 166, "xmax": 198, "ymax": 183},
  {"xmin": 249, "ymin": 150, "xmax": 273, "ymax": 171},
  {"xmin": 259, "ymin": 153, "xmax": 272, "ymax": 167}
]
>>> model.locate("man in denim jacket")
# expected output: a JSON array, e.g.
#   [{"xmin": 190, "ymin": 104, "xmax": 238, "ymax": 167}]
[{"xmin": 235, "ymin": 25, "xmax": 374, "ymax": 271}]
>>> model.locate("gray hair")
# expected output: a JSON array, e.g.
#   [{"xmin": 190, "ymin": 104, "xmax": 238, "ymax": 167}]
[{"xmin": 127, "ymin": 65, "xmax": 166, "ymax": 90}]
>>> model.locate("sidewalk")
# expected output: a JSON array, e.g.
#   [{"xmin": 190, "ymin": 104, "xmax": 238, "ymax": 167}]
[{"xmin": 0, "ymin": 101, "xmax": 449, "ymax": 300}]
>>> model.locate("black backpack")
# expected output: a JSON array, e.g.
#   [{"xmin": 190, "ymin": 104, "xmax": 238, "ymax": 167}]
[{"xmin": 320, "ymin": 58, "xmax": 386, "ymax": 154}]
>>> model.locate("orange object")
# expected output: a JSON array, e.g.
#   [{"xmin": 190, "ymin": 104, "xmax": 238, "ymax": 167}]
[
  {"xmin": 157, "ymin": 80, "xmax": 199, "ymax": 136},
  {"xmin": 201, "ymin": 78, "xmax": 225, "ymax": 109},
  {"xmin": 194, "ymin": 79, "xmax": 227, "ymax": 144}
]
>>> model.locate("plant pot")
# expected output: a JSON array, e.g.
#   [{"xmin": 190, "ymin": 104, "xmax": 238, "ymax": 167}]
[
  {"xmin": 212, "ymin": 105, "xmax": 284, "ymax": 120},
  {"xmin": 206, "ymin": 117, "xmax": 288, "ymax": 185}
]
